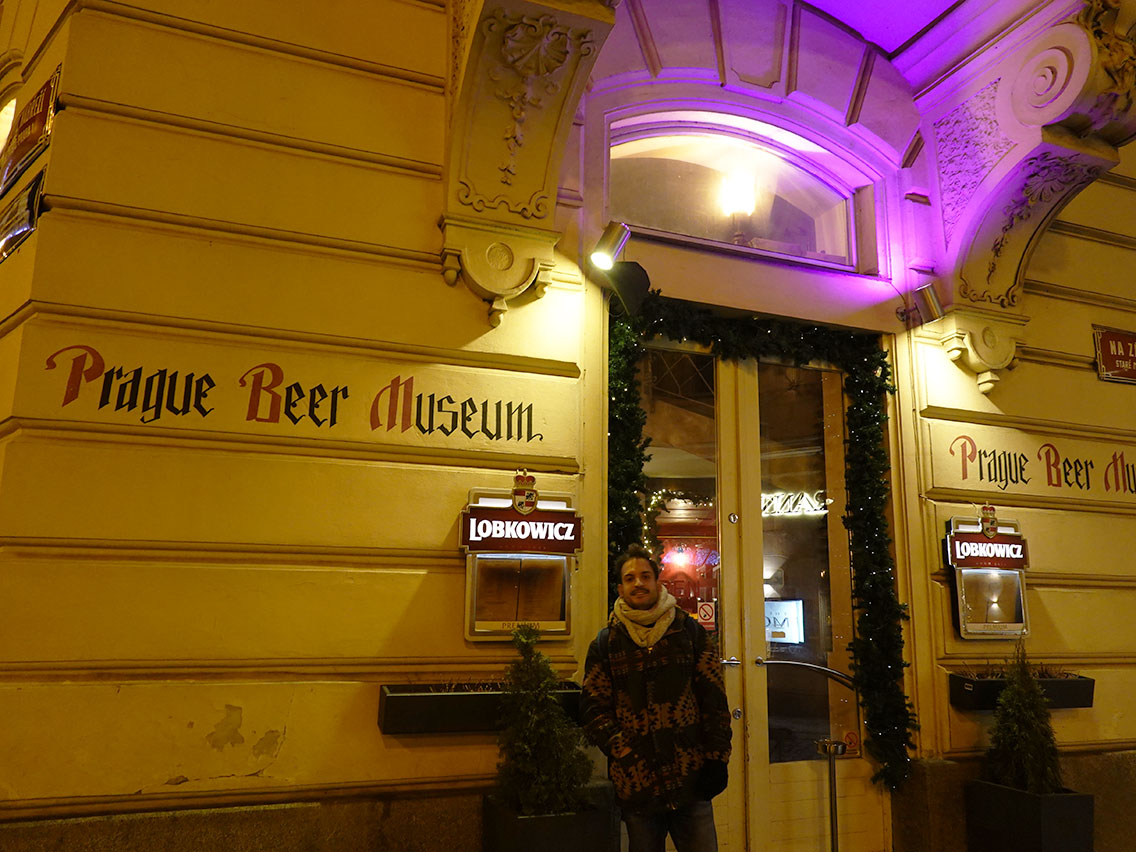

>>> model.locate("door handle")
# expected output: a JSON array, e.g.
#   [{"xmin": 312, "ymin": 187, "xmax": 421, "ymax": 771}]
[{"xmin": 720, "ymin": 657, "xmax": 742, "ymax": 666}]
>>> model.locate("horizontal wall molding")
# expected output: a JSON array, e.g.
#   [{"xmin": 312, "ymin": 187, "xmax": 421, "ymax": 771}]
[
  {"xmin": 1024, "ymin": 278, "xmax": 1136, "ymax": 312},
  {"xmin": 1096, "ymin": 170, "xmax": 1136, "ymax": 193},
  {"xmin": 0, "ymin": 420, "xmax": 583, "ymax": 475},
  {"xmin": 945, "ymin": 739, "xmax": 1136, "ymax": 760},
  {"xmin": 0, "ymin": 654, "xmax": 583, "ymax": 682},
  {"xmin": 0, "ymin": 537, "xmax": 468, "ymax": 567},
  {"xmin": 1015, "ymin": 345, "xmax": 1095, "ymax": 371},
  {"xmin": 929, "ymin": 569, "xmax": 1136, "ymax": 591},
  {"xmin": 920, "ymin": 406, "xmax": 1136, "ymax": 444},
  {"xmin": 0, "ymin": 772, "xmax": 494, "ymax": 823},
  {"xmin": 77, "ymin": 0, "xmax": 447, "ymax": 93},
  {"xmin": 43, "ymin": 195, "xmax": 442, "ymax": 271},
  {"xmin": 925, "ymin": 486, "xmax": 1136, "ymax": 516},
  {"xmin": 61, "ymin": 95, "xmax": 444, "ymax": 180},
  {"xmin": 2, "ymin": 303, "xmax": 584, "ymax": 379},
  {"xmin": 1047, "ymin": 219, "xmax": 1136, "ymax": 251}
]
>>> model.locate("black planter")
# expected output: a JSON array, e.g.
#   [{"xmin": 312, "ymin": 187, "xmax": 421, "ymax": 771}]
[
  {"xmin": 378, "ymin": 682, "xmax": 581, "ymax": 734},
  {"xmin": 484, "ymin": 780, "xmax": 619, "ymax": 852},
  {"xmin": 965, "ymin": 779, "xmax": 1093, "ymax": 852},
  {"xmin": 949, "ymin": 673, "xmax": 1094, "ymax": 710}
]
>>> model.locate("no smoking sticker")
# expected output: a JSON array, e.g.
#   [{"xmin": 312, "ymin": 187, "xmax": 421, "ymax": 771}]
[{"xmin": 698, "ymin": 602, "xmax": 716, "ymax": 625}]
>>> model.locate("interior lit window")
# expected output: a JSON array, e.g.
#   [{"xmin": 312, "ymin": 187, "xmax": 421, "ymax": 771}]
[
  {"xmin": 0, "ymin": 100, "xmax": 15, "ymax": 148},
  {"xmin": 609, "ymin": 116, "xmax": 858, "ymax": 268}
]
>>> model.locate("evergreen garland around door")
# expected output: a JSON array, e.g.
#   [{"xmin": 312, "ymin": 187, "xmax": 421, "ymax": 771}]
[{"xmin": 607, "ymin": 291, "xmax": 918, "ymax": 790}]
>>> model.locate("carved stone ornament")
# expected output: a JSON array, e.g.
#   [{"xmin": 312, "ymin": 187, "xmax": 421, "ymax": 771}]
[
  {"xmin": 934, "ymin": 81, "xmax": 1016, "ymax": 249},
  {"xmin": 451, "ymin": 7, "xmax": 597, "ymax": 222},
  {"xmin": 442, "ymin": 1, "xmax": 615, "ymax": 325},
  {"xmin": 1076, "ymin": 0, "xmax": 1136, "ymax": 137},
  {"xmin": 936, "ymin": 309, "xmax": 1028, "ymax": 394},
  {"xmin": 440, "ymin": 216, "xmax": 557, "ymax": 327},
  {"xmin": 968, "ymin": 149, "xmax": 1103, "ymax": 307}
]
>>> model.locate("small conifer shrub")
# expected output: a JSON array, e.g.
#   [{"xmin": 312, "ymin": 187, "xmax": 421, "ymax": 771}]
[
  {"xmin": 495, "ymin": 624, "xmax": 592, "ymax": 815},
  {"xmin": 985, "ymin": 642, "xmax": 1063, "ymax": 794}
]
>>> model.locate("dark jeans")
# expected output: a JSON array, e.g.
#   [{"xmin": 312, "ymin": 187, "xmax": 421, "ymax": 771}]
[{"xmin": 623, "ymin": 800, "xmax": 718, "ymax": 852}]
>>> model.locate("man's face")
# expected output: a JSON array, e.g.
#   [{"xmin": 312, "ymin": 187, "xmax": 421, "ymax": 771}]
[{"xmin": 617, "ymin": 557, "xmax": 660, "ymax": 610}]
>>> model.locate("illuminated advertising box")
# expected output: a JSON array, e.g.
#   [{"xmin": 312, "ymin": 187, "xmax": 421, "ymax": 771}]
[
  {"xmin": 945, "ymin": 506, "xmax": 1029, "ymax": 639},
  {"xmin": 460, "ymin": 473, "xmax": 582, "ymax": 640}
]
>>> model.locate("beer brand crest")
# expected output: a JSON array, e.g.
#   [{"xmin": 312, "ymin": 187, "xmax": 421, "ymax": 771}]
[
  {"xmin": 512, "ymin": 471, "xmax": 537, "ymax": 515},
  {"xmin": 980, "ymin": 505, "xmax": 997, "ymax": 538}
]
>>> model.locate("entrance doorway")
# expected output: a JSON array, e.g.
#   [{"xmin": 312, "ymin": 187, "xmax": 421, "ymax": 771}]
[{"xmin": 636, "ymin": 347, "xmax": 890, "ymax": 852}]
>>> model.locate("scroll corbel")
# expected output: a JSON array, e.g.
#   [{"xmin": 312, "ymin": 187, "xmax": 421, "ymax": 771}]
[
  {"xmin": 439, "ymin": 216, "xmax": 557, "ymax": 327},
  {"xmin": 937, "ymin": 310, "xmax": 1027, "ymax": 394}
]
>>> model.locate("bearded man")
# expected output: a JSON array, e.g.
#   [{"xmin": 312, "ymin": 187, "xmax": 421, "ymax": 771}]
[{"xmin": 581, "ymin": 544, "xmax": 732, "ymax": 852}]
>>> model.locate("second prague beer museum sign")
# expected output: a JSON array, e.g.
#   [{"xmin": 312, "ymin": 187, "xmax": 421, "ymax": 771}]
[{"xmin": 928, "ymin": 421, "xmax": 1136, "ymax": 506}]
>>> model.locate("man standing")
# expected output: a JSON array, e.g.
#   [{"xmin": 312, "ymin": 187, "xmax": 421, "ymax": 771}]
[{"xmin": 582, "ymin": 545, "xmax": 732, "ymax": 852}]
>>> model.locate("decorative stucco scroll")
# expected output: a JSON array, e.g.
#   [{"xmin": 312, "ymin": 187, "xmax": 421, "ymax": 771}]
[
  {"xmin": 1077, "ymin": 0, "xmax": 1136, "ymax": 133},
  {"xmin": 455, "ymin": 9, "xmax": 595, "ymax": 221},
  {"xmin": 442, "ymin": 0, "xmax": 614, "ymax": 325},
  {"xmin": 933, "ymin": 81, "xmax": 1016, "ymax": 248},
  {"xmin": 969, "ymin": 152, "xmax": 1102, "ymax": 307},
  {"xmin": 493, "ymin": 13, "xmax": 573, "ymax": 188},
  {"xmin": 921, "ymin": 7, "xmax": 1136, "ymax": 392}
]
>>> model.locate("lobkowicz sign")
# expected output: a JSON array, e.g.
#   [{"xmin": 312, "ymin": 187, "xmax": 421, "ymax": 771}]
[
  {"xmin": 460, "ymin": 472, "xmax": 583, "ymax": 555},
  {"xmin": 946, "ymin": 505, "xmax": 1029, "ymax": 569},
  {"xmin": 460, "ymin": 472, "xmax": 582, "ymax": 639},
  {"xmin": 945, "ymin": 505, "xmax": 1030, "ymax": 638}
]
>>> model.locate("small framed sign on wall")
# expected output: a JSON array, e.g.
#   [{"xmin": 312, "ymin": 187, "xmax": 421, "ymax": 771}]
[{"xmin": 1093, "ymin": 326, "xmax": 1136, "ymax": 385}]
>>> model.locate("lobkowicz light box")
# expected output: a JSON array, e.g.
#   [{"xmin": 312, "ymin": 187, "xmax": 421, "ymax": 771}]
[
  {"xmin": 945, "ymin": 505, "xmax": 1030, "ymax": 639},
  {"xmin": 460, "ymin": 472, "xmax": 583, "ymax": 640}
]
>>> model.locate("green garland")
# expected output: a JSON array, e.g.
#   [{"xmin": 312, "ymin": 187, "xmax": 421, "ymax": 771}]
[
  {"xmin": 607, "ymin": 310, "xmax": 652, "ymax": 602},
  {"xmin": 607, "ymin": 292, "xmax": 917, "ymax": 790}
]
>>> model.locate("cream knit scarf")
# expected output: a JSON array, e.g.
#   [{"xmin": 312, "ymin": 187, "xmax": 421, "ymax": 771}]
[{"xmin": 614, "ymin": 586, "xmax": 677, "ymax": 648}]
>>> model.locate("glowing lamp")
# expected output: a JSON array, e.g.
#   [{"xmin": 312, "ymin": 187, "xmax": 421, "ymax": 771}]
[
  {"xmin": 590, "ymin": 221, "xmax": 631, "ymax": 270},
  {"xmin": 718, "ymin": 170, "xmax": 756, "ymax": 216}
]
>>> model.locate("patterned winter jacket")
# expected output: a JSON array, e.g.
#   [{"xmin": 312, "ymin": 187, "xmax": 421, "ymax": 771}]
[{"xmin": 581, "ymin": 607, "xmax": 732, "ymax": 812}]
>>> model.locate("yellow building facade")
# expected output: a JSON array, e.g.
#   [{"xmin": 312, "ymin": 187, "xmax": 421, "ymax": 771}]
[{"xmin": 3, "ymin": 1, "xmax": 1136, "ymax": 851}]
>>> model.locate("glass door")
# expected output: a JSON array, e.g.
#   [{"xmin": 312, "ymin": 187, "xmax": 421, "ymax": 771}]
[
  {"xmin": 758, "ymin": 363, "xmax": 858, "ymax": 765},
  {"xmin": 636, "ymin": 349, "xmax": 888, "ymax": 852},
  {"xmin": 637, "ymin": 346, "xmax": 745, "ymax": 851}
]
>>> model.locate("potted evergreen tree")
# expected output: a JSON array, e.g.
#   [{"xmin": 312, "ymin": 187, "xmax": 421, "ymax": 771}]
[
  {"xmin": 964, "ymin": 642, "xmax": 1093, "ymax": 852},
  {"xmin": 483, "ymin": 625, "xmax": 618, "ymax": 852}
]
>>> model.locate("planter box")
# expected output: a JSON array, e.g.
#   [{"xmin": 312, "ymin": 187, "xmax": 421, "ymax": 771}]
[
  {"xmin": 484, "ymin": 780, "xmax": 619, "ymax": 852},
  {"xmin": 378, "ymin": 682, "xmax": 581, "ymax": 734},
  {"xmin": 965, "ymin": 779, "xmax": 1093, "ymax": 852},
  {"xmin": 949, "ymin": 673, "xmax": 1094, "ymax": 710}
]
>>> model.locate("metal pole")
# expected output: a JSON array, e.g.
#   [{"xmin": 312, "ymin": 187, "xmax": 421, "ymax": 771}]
[{"xmin": 816, "ymin": 739, "xmax": 847, "ymax": 852}]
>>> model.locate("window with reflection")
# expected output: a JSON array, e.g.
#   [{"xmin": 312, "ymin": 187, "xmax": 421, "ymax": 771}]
[
  {"xmin": 759, "ymin": 363, "xmax": 857, "ymax": 763},
  {"xmin": 609, "ymin": 116, "xmax": 856, "ymax": 268},
  {"xmin": 640, "ymin": 349, "xmax": 721, "ymax": 634}
]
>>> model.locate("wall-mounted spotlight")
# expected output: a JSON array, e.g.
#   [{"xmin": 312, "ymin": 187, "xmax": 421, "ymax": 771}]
[
  {"xmin": 590, "ymin": 221, "xmax": 631, "ymax": 270},
  {"xmin": 898, "ymin": 280, "xmax": 945, "ymax": 326},
  {"xmin": 914, "ymin": 281, "xmax": 944, "ymax": 321}
]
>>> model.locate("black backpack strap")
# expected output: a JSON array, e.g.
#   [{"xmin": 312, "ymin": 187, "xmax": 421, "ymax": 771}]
[{"xmin": 685, "ymin": 612, "xmax": 699, "ymax": 643}]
